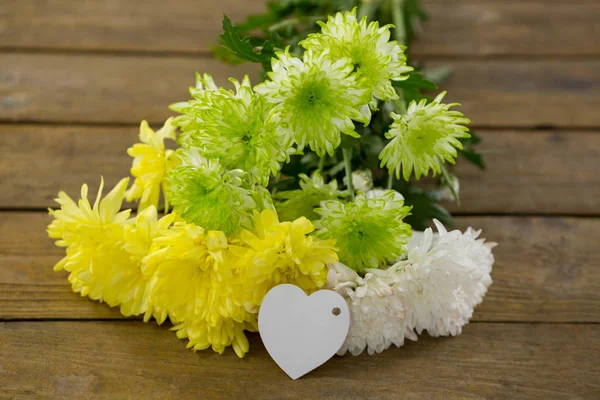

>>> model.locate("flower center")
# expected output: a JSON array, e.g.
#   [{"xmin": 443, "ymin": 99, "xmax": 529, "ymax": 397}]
[{"xmin": 295, "ymin": 79, "xmax": 330, "ymax": 112}]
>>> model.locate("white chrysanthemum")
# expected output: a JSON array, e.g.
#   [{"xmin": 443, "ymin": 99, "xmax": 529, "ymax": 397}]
[
  {"xmin": 365, "ymin": 188, "xmax": 404, "ymax": 201},
  {"xmin": 327, "ymin": 262, "xmax": 417, "ymax": 356},
  {"xmin": 347, "ymin": 170, "xmax": 373, "ymax": 193},
  {"xmin": 395, "ymin": 220, "xmax": 495, "ymax": 337},
  {"xmin": 328, "ymin": 220, "xmax": 495, "ymax": 356}
]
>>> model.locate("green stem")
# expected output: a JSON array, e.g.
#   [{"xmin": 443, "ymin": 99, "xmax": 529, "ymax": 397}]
[
  {"xmin": 317, "ymin": 156, "xmax": 325, "ymax": 175},
  {"xmin": 391, "ymin": 0, "xmax": 406, "ymax": 46},
  {"xmin": 388, "ymin": 89, "xmax": 406, "ymax": 190},
  {"xmin": 342, "ymin": 147, "xmax": 355, "ymax": 201},
  {"xmin": 267, "ymin": 18, "xmax": 298, "ymax": 32},
  {"xmin": 357, "ymin": 0, "xmax": 380, "ymax": 20},
  {"xmin": 268, "ymin": 15, "xmax": 326, "ymax": 32},
  {"xmin": 439, "ymin": 161, "xmax": 460, "ymax": 204},
  {"xmin": 393, "ymin": 97, "xmax": 406, "ymax": 114}
]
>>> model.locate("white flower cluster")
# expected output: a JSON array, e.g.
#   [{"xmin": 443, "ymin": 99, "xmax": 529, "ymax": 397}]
[{"xmin": 327, "ymin": 220, "xmax": 495, "ymax": 356}]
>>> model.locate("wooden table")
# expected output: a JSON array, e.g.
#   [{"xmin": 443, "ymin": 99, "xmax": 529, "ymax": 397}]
[{"xmin": 1, "ymin": 1, "xmax": 599, "ymax": 398}]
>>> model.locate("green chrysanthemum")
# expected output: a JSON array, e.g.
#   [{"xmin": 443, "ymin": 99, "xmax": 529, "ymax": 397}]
[
  {"xmin": 251, "ymin": 185, "xmax": 275, "ymax": 212},
  {"xmin": 170, "ymin": 73, "xmax": 220, "ymax": 143},
  {"xmin": 164, "ymin": 149, "xmax": 256, "ymax": 234},
  {"xmin": 300, "ymin": 8, "xmax": 412, "ymax": 117},
  {"xmin": 314, "ymin": 191, "xmax": 412, "ymax": 274},
  {"xmin": 170, "ymin": 75, "xmax": 293, "ymax": 186},
  {"xmin": 275, "ymin": 172, "xmax": 347, "ymax": 222},
  {"xmin": 254, "ymin": 48, "xmax": 370, "ymax": 157},
  {"xmin": 379, "ymin": 91, "xmax": 471, "ymax": 181}
]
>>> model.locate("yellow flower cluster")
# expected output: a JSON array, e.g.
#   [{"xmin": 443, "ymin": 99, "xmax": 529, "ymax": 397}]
[
  {"xmin": 48, "ymin": 179, "xmax": 338, "ymax": 357},
  {"xmin": 126, "ymin": 118, "xmax": 177, "ymax": 212}
]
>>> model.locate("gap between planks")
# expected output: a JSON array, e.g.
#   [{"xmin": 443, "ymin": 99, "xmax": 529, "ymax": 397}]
[
  {"xmin": 2, "ymin": 47, "xmax": 600, "ymax": 61},
  {"xmin": 1, "ymin": 319, "xmax": 598, "ymax": 325}
]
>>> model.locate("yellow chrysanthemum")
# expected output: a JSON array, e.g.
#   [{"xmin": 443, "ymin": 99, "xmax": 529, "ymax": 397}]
[
  {"xmin": 141, "ymin": 221, "xmax": 255, "ymax": 356},
  {"xmin": 126, "ymin": 118, "xmax": 177, "ymax": 211},
  {"xmin": 173, "ymin": 316, "xmax": 256, "ymax": 358},
  {"xmin": 116, "ymin": 206, "xmax": 176, "ymax": 316},
  {"xmin": 238, "ymin": 209, "xmax": 339, "ymax": 307},
  {"xmin": 47, "ymin": 177, "xmax": 131, "ymax": 305}
]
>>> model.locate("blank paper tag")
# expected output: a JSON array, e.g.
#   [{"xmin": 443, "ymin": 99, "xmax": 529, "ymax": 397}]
[{"xmin": 258, "ymin": 284, "xmax": 350, "ymax": 379}]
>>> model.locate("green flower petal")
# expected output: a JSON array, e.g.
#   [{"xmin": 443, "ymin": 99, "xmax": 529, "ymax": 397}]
[
  {"xmin": 379, "ymin": 91, "xmax": 471, "ymax": 181},
  {"xmin": 255, "ymin": 48, "xmax": 370, "ymax": 157},
  {"xmin": 300, "ymin": 8, "xmax": 413, "ymax": 109},
  {"xmin": 275, "ymin": 172, "xmax": 347, "ymax": 222},
  {"xmin": 171, "ymin": 75, "xmax": 293, "ymax": 186},
  {"xmin": 314, "ymin": 191, "xmax": 412, "ymax": 274},
  {"xmin": 164, "ymin": 149, "xmax": 256, "ymax": 234}
]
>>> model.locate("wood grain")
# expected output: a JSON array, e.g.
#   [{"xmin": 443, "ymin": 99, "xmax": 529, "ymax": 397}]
[
  {"xmin": 414, "ymin": 1, "xmax": 600, "ymax": 56},
  {"xmin": 0, "ymin": 321, "xmax": 598, "ymax": 399},
  {"xmin": 447, "ymin": 130, "xmax": 600, "ymax": 215},
  {"xmin": 2, "ymin": 1, "xmax": 598, "ymax": 56},
  {"xmin": 2, "ymin": 126, "xmax": 599, "ymax": 214},
  {"xmin": 2, "ymin": 213, "xmax": 598, "ymax": 322},
  {"xmin": 0, "ymin": 0, "xmax": 266, "ymax": 54},
  {"xmin": 429, "ymin": 60, "xmax": 600, "ymax": 128},
  {"xmin": 2, "ymin": 0, "xmax": 598, "ymax": 397},
  {"xmin": 0, "ymin": 124, "xmax": 136, "ymax": 210},
  {"xmin": 1, "ymin": 54, "xmax": 599, "ymax": 127},
  {"xmin": 0, "ymin": 53, "xmax": 260, "ymax": 124}
]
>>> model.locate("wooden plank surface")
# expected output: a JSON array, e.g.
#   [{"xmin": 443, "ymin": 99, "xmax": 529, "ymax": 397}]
[
  {"xmin": 2, "ymin": 213, "xmax": 599, "ymax": 322},
  {"xmin": 0, "ymin": 321, "xmax": 598, "ymax": 399},
  {"xmin": 448, "ymin": 130, "xmax": 600, "ymax": 215},
  {"xmin": 414, "ymin": 1, "xmax": 600, "ymax": 56},
  {"xmin": 0, "ymin": 54, "xmax": 258, "ymax": 125},
  {"xmin": 1, "ymin": 55, "xmax": 599, "ymax": 127},
  {"xmin": 2, "ymin": 0, "xmax": 598, "ymax": 397},
  {"xmin": 1, "ymin": 1, "xmax": 598, "ymax": 56},
  {"xmin": 2, "ymin": 125, "xmax": 599, "ymax": 214},
  {"xmin": 0, "ymin": 124, "xmax": 135, "ymax": 210},
  {"xmin": 0, "ymin": 0, "xmax": 266, "ymax": 54}
]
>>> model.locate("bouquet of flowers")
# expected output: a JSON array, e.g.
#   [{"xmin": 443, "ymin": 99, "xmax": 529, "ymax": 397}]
[{"xmin": 47, "ymin": 1, "xmax": 494, "ymax": 358}]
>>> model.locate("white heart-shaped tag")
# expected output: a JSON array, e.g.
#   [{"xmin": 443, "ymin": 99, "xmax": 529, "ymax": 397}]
[{"xmin": 258, "ymin": 284, "xmax": 350, "ymax": 379}]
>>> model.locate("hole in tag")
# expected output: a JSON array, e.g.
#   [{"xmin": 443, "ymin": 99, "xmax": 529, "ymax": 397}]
[{"xmin": 332, "ymin": 307, "xmax": 341, "ymax": 316}]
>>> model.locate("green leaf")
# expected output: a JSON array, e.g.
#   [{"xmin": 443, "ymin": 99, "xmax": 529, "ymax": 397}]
[
  {"xmin": 211, "ymin": 44, "xmax": 247, "ymax": 65},
  {"xmin": 329, "ymin": 161, "xmax": 346, "ymax": 176},
  {"xmin": 391, "ymin": 180, "xmax": 453, "ymax": 230},
  {"xmin": 460, "ymin": 130, "xmax": 483, "ymax": 147},
  {"xmin": 422, "ymin": 66, "xmax": 453, "ymax": 85},
  {"xmin": 393, "ymin": 72, "xmax": 438, "ymax": 91},
  {"xmin": 404, "ymin": 0, "xmax": 429, "ymax": 44},
  {"xmin": 402, "ymin": 189, "xmax": 454, "ymax": 231},
  {"xmin": 269, "ymin": 30, "xmax": 286, "ymax": 50},
  {"xmin": 219, "ymin": 15, "xmax": 275, "ymax": 64},
  {"xmin": 458, "ymin": 148, "xmax": 486, "ymax": 170},
  {"xmin": 458, "ymin": 131, "xmax": 486, "ymax": 170},
  {"xmin": 235, "ymin": 6, "xmax": 285, "ymax": 32},
  {"xmin": 392, "ymin": 71, "xmax": 437, "ymax": 104}
]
